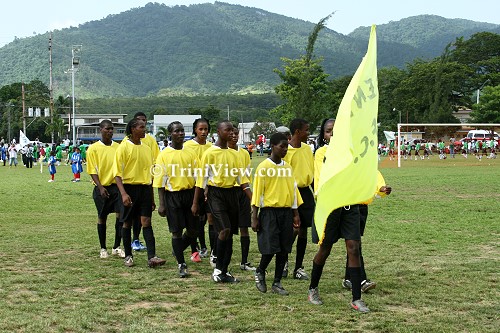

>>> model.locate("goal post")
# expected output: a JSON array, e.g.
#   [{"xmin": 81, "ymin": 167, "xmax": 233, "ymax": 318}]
[{"xmin": 396, "ymin": 123, "xmax": 500, "ymax": 167}]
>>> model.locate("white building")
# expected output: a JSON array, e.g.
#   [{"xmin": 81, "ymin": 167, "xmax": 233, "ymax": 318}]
[
  {"xmin": 60, "ymin": 113, "xmax": 127, "ymax": 142},
  {"xmin": 153, "ymin": 115, "xmax": 201, "ymax": 139}
]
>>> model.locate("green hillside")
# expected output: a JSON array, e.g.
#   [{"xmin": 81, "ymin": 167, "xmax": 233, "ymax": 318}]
[{"xmin": 0, "ymin": 3, "xmax": 498, "ymax": 98}]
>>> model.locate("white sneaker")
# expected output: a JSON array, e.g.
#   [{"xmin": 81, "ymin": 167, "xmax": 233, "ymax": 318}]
[
  {"xmin": 212, "ymin": 268, "xmax": 223, "ymax": 282},
  {"xmin": 48, "ymin": 179, "xmax": 54, "ymax": 182},
  {"xmin": 100, "ymin": 248, "xmax": 109, "ymax": 259},
  {"xmin": 112, "ymin": 247, "xmax": 126, "ymax": 258}
]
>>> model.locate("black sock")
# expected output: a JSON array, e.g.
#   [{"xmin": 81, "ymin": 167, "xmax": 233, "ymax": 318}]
[
  {"xmin": 294, "ymin": 236, "xmax": 307, "ymax": 272},
  {"xmin": 359, "ymin": 243, "xmax": 367, "ymax": 281},
  {"xmin": 172, "ymin": 237, "xmax": 185, "ymax": 265},
  {"xmin": 97, "ymin": 223, "xmax": 106, "ymax": 249},
  {"xmin": 132, "ymin": 217, "xmax": 141, "ymax": 241},
  {"xmin": 216, "ymin": 238, "xmax": 227, "ymax": 272},
  {"xmin": 181, "ymin": 233, "xmax": 192, "ymax": 251},
  {"xmin": 258, "ymin": 254, "xmax": 273, "ymax": 273},
  {"xmin": 142, "ymin": 226, "xmax": 156, "ymax": 260},
  {"xmin": 198, "ymin": 218, "xmax": 207, "ymax": 249},
  {"xmin": 113, "ymin": 218, "xmax": 122, "ymax": 249},
  {"xmin": 274, "ymin": 252, "xmax": 288, "ymax": 284},
  {"xmin": 190, "ymin": 238, "xmax": 198, "ymax": 253},
  {"xmin": 349, "ymin": 267, "xmax": 362, "ymax": 301},
  {"xmin": 240, "ymin": 236, "xmax": 250, "ymax": 264},
  {"xmin": 344, "ymin": 253, "xmax": 349, "ymax": 280},
  {"xmin": 122, "ymin": 227, "xmax": 132, "ymax": 256},
  {"xmin": 222, "ymin": 237, "xmax": 233, "ymax": 274},
  {"xmin": 309, "ymin": 261, "xmax": 324, "ymax": 290},
  {"xmin": 209, "ymin": 224, "xmax": 217, "ymax": 251}
]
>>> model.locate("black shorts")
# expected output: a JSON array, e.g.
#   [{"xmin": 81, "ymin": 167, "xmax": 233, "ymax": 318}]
[
  {"xmin": 207, "ymin": 186, "xmax": 240, "ymax": 235},
  {"xmin": 163, "ymin": 189, "xmax": 198, "ymax": 234},
  {"xmin": 359, "ymin": 204, "xmax": 368, "ymax": 236},
  {"xmin": 312, "ymin": 205, "xmax": 361, "ymax": 246},
  {"xmin": 120, "ymin": 184, "xmax": 153, "ymax": 223},
  {"xmin": 257, "ymin": 208, "xmax": 294, "ymax": 255},
  {"xmin": 93, "ymin": 184, "xmax": 120, "ymax": 218},
  {"xmin": 237, "ymin": 189, "xmax": 251, "ymax": 228},
  {"xmin": 298, "ymin": 186, "xmax": 315, "ymax": 228}
]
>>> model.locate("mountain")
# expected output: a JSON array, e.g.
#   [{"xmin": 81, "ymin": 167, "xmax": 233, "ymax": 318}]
[
  {"xmin": 0, "ymin": 2, "xmax": 498, "ymax": 98},
  {"xmin": 349, "ymin": 15, "xmax": 499, "ymax": 58}
]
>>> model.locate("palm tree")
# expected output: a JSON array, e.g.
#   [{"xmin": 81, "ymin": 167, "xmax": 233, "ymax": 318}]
[
  {"xmin": 155, "ymin": 126, "xmax": 169, "ymax": 141},
  {"xmin": 45, "ymin": 117, "xmax": 66, "ymax": 142}
]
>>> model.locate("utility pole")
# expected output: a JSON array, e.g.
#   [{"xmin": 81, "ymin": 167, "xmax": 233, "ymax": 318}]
[
  {"xmin": 49, "ymin": 33, "xmax": 54, "ymax": 143},
  {"xmin": 227, "ymin": 105, "xmax": 230, "ymax": 120},
  {"xmin": 22, "ymin": 83, "xmax": 26, "ymax": 134}
]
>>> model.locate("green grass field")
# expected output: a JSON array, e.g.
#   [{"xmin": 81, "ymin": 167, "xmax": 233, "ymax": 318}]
[{"xmin": 0, "ymin": 155, "xmax": 498, "ymax": 332}]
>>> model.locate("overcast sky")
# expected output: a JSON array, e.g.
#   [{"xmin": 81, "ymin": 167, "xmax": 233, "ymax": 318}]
[{"xmin": 1, "ymin": 0, "xmax": 499, "ymax": 47}]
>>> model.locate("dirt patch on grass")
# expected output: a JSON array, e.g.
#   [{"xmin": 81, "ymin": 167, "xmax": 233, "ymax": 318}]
[{"xmin": 125, "ymin": 301, "xmax": 177, "ymax": 311}]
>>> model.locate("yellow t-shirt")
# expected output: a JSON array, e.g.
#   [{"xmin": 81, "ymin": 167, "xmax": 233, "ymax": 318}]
[
  {"xmin": 313, "ymin": 145, "xmax": 327, "ymax": 195},
  {"xmin": 86, "ymin": 140, "xmax": 119, "ymax": 186},
  {"xmin": 233, "ymin": 147, "xmax": 251, "ymax": 185},
  {"xmin": 113, "ymin": 140, "xmax": 153, "ymax": 185},
  {"xmin": 153, "ymin": 146, "xmax": 199, "ymax": 191},
  {"xmin": 184, "ymin": 139, "xmax": 213, "ymax": 159},
  {"xmin": 251, "ymin": 158, "xmax": 303, "ymax": 208},
  {"xmin": 121, "ymin": 133, "xmax": 160, "ymax": 162},
  {"xmin": 195, "ymin": 145, "xmax": 243, "ymax": 189},
  {"xmin": 283, "ymin": 142, "xmax": 314, "ymax": 187}
]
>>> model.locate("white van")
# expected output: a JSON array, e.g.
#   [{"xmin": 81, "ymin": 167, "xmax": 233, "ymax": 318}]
[{"xmin": 466, "ymin": 130, "xmax": 499, "ymax": 141}]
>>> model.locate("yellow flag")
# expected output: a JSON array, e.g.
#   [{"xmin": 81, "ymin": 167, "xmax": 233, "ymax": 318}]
[{"xmin": 314, "ymin": 25, "xmax": 379, "ymax": 244}]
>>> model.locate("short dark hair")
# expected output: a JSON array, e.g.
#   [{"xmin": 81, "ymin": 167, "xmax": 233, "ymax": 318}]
[
  {"xmin": 133, "ymin": 112, "xmax": 147, "ymax": 119},
  {"xmin": 289, "ymin": 118, "xmax": 309, "ymax": 135},
  {"xmin": 99, "ymin": 119, "xmax": 113, "ymax": 128},
  {"xmin": 167, "ymin": 121, "xmax": 183, "ymax": 134},
  {"xmin": 270, "ymin": 132, "xmax": 288, "ymax": 146},
  {"xmin": 192, "ymin": 118, "xmax": 210, "ymax": 135},
  {"xmin": 217, "ymin": 120, "xmax": 233, "ymax": 130}
]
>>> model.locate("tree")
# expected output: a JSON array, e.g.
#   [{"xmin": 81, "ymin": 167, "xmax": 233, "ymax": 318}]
[
  {"xmin": 469, "ymin": 85, "xmax": 500, "ymax": 123},
  {"xmin": 44, "ymin": 117, "xmax": 66, "ymax": 142},
  {"xmin": 248, "ymin": 122, "xmax": 276, "ymax": 142},
  {"xmin": 155, "ymin": 126, "xmax": 169, "ymax": 141},
  {"xmin": 271, "ymin": 15, "xmax": 332, "ymax": 128}
]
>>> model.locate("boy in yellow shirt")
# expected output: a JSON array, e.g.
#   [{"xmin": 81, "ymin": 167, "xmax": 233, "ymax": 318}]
[{"xmin": 252, "ymin": 132, "xmax": 302, "ymax": 295}]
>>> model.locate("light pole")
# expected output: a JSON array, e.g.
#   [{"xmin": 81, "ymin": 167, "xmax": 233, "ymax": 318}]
[
  {"xmin": 70, "ymin": 45, "xmax": 81, "ymax": 146},
  {"xmin": 476, "ymin": 79, "xmax": 490, "ymax": 104}
]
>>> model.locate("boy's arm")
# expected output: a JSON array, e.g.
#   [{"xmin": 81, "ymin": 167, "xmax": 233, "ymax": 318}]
[
  {"xmin": 251, "ymin": 205, "xmax": 259, "ymax": 232},
  {"xmin": 292, "ymin": 209, "xmax": 300, "ymax": 229}
]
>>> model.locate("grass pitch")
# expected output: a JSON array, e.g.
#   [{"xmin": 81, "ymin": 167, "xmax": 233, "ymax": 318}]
[{"xmin": 0, "ymin": 155, "xmax": 498, "ymax": 332}]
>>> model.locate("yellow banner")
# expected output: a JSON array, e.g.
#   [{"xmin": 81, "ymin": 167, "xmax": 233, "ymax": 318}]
[{"xmin": 314, "ymin": 25, "xmax": 379, "ymax": 244}]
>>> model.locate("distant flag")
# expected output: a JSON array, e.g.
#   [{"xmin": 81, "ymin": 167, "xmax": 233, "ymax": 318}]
[
  {"xmin": 19, "ymin": 130, "xmax": 30, "ymax": 147},
  {"xmin": 314, "ymin": 25, "xmax": 379, "ymax": 244}
]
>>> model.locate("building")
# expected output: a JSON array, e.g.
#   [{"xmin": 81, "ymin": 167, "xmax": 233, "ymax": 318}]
[
  {"xmin": 454, "ymin": 108, "xmax": 473, "ymax": 124},
  {"xmin": 153, "ymin": 115, "xmax": 201, "ymax": 140},
  {"xmin": 60, "ymin": 113, "xmax": 127, "ymax": 142}
]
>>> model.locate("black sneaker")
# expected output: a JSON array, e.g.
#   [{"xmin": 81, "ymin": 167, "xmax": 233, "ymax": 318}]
[
  {"xmin": 178, "ymin": 263, "xmax": 188, "ymax": 278},
  {"xmin": 221, "ymin": 272, "xmax": 239, "ymax": 283},
  {"xmin": 271, "ymin": 282, "xmax": 289, "ymax": 296},
  {"xmin": 254, "ymin": 270, "xmax": 267, "ymax": 293}
]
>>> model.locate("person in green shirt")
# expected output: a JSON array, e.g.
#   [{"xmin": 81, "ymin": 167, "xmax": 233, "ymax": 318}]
[
  {"xmin": 55, "ymin": 144, "xmax": 63, "ymax": 161},
  {"xmin": 415, "ymin": 142, "xmax": 421, "ymax": 160},
  {"xmin": 79, "ymin": 143, "xmax": 87, "ymax": 163}
]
